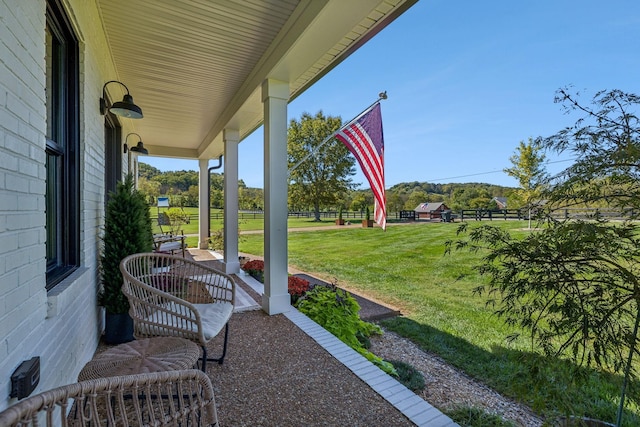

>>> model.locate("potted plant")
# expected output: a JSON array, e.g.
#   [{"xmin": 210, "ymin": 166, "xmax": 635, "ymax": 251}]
[
  {"xmin": 336, "ymin": 206, "xmax": 345, "ymax": 225},
  {"xmin": 362, "ymin": 206, "xmax": 374, "ymax": 227},
  {"xmin": 99, "ymin": 173, "xmax": 153, "ymax": 344}
]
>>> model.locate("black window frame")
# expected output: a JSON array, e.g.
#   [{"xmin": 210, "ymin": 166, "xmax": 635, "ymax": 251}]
[
  {"xmin": 45, "ymin": 0, "xmax": 80, "ymax": 290},
  {"xmin": 104, "ymin": 114, "xmax": 122, "ymax": 202}
]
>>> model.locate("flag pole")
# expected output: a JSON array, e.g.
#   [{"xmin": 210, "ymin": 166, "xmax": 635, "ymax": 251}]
[{"xmin": 288, "ymin": 91, "xmax": 388, "ymax": 175}]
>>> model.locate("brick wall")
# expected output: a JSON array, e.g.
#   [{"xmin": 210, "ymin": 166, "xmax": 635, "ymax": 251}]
[{"xmin": 0, "ymin": 0, "xmax": 133, "ymax": 409}]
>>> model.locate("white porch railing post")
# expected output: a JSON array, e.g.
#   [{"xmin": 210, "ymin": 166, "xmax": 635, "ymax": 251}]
[
  {"xmin": 223, "ymin": 129, "xmax": 240, "ymax": 274},
  {"xmin": 261, "ymin": 79, "xmax": 290, "ymax": 315},
  {"xmin": 198, "ymin": 159, "xmax": 210, "ymax": 249}
]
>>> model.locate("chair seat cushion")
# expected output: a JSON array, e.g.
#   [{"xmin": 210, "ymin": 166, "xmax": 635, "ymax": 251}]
[
  {"xmin": 144, "ymin": 302, "xmax": 233, "ymax": 341},
  {"xmin": 195, "ymin": 303, "xmax": 233, "ymax": 339},
  {"xmin": 158, "ymin": 242, "xmax": 182, "ymax": 252}
]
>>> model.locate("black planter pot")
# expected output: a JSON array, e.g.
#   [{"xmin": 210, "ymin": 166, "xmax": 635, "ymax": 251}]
[{"xmin": 104, "ymin": 312, "xmax": 134, "ymax": 344}]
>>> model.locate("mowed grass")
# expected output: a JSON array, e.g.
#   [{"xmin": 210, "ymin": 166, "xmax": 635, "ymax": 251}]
[{"xmin": 239, "ymin": 220, "xmax": 640, "ymax": 425}]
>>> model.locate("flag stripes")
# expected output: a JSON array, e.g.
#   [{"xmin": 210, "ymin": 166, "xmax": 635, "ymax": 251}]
[{"xmin": 336, "ymin": 103, "xmax": 386, "ymax": 230}]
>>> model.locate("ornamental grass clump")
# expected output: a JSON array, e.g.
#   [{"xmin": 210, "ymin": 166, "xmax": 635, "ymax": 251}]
[{"xmin": 296, "ymin": 283, "xmax": 397, "ymax": 376}]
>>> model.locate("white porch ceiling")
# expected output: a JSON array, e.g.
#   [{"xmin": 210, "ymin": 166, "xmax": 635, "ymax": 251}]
[{"xmin": 97, "ymin": 0, "xmax": 417, "ymax": 160}]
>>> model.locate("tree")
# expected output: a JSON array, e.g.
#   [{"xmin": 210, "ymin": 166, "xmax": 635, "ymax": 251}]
[
  {"xmin": 137, "ymin": 176, "xmax": 161, "ymax": 205},
  {"xmin": 404, "ymin": 190, "xmax": 429, "ymax": 210},
  {"xmin": 449, "ymin": 88, "xmax": 640, "ymax": 425},
  {"xmin": 350, "ymin": 191, "xmax": 372, "ymax": 213},
  {"xmin": 385, "ymin": 190, "xmax": 404, "ymax": 214},
  {"xmin": 288, "ymin": 111, "xmax": 356, "ymax": 221},
  {"xmin": 504, "ymin": 137, "xmax": 548, "ymax": 228}
]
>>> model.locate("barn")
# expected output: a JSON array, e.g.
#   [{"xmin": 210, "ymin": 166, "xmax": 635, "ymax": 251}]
[{"xmin": 414, "ymin": 202, "xmax": 450, "ymax": 220}]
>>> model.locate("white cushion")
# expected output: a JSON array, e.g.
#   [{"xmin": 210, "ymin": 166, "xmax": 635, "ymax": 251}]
[
  {"xmin": 158, "ymin": 242, "xmax": 182, "ymax": 252},
  {"xmin": 144, "ymin": 302, "xmax": 233, "ymax": 341},
  {"xmin": 195, "ymin": 302, "xmax": 233, "ymax": 339}
]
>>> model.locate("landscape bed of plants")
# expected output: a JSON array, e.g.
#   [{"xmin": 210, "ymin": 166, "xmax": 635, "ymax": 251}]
[{"xmin": 241, "ymin": 259, "xmax": 399, "ymax": 376}]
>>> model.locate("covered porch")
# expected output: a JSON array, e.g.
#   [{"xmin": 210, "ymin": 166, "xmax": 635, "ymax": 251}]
[
  {"xmin": 100, "ymin": 0, "xmax": 419, "ymax": 315},
  {"xmin": 0, "ymin": 0, "xmax": 433, "ymax": 418},
  {"xmin": 91, "ymin": 248, "xmax": 457, "ymax": 426}
]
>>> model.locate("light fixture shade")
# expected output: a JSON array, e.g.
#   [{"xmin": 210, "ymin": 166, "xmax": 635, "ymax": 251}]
[
  {"xmin": 101, "ymin": 80, "xmax": 143, "ymax": 119},
  {"xmin": 110, "ymin": 94, "xmax": 143, "ymax": 119},
  {"xmin": 129, "ymin": 141, "xmax": 148, "ymax": 155}
]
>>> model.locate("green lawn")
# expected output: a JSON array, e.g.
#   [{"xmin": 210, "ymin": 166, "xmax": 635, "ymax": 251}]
[{"xmin": 239, "ymin": 221, "xmax": 640, "ymax": 425}]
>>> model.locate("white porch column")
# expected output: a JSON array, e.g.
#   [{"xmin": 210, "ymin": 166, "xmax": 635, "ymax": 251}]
[
  {"xmin": 261, "ymin": 79, "xmax": 290, "ymax": 315},
  {"xmin": 222, "ymin": 129, "xmax": 240, "ymax": 274},
  {"xmin": 198, "ymin": 159, "xmax": 210, "ymax": 249}
]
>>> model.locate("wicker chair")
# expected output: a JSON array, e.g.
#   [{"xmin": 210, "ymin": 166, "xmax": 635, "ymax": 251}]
[
  {"xmin": 120, "ymin": 252, "xmax": 235, "ymax": 371},
  {"xmin": 0, "ymin": 369, "xmax": 218, "ymax": 426}
]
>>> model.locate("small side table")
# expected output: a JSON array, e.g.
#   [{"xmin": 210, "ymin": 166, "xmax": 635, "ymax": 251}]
[{"xmin": 79, "ymin": 337, "xmax": 200, "ymax": 381}]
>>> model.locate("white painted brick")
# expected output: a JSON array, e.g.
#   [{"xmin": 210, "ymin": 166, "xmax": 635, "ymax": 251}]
[
  {"xmin": 0, "ymin": 233, "xmax": 18, "ymax": 254},
  {"xmin": 0, "ymin": 0, "xmax": 121, "ymax": 409},
  {"xmin": 0, "ymin": 109, "xmax": 19, "ymax": 135},
  {"xmin": 30, "ymin": 174, "xmax": 45, "ymax": 195},
  {"xmin": 5, "ymin": 249, "xmax": 29, "ymax": 271},
  {"xmin": 18, "ymin": 157, "xmax": 39, "ymax": 177},
  {"xmin": 16, "ymin": 194, "xmax": 37, "ymax": 211},
  {"xmin": 4, "ymin": 133, "xmax": 30, "ymax": 158},
  {"xmin": 19, "ymin": 264, "xmax": 41, "ymax": 288},
  {"xmin": 6, "ymin": 213, "xmax": 29, "ymax": 231},
  {"xmin": 18, "ymin": 120, "xmax": 42, "ymax": 146},
  {"xmin": 0, "ymin": 151, "xmax": 19, "ymax": 172},
  {"xmin": 0, "ymin": 252, "xmax": 5, "ymax": 276},
  {"xmin": 0, "ymin": 192, "xmax": 18, "ymax": 210},
  {"xmin": 6, "ymin": 92, "xmax": 30, "ymax": 124},
  {"xmin": 5, "ymin": 173, "xmax": 31, "ymax": 193},
  {"xmin": 0, "ymin": 83, "xmax": 6, "ymax": 107}
]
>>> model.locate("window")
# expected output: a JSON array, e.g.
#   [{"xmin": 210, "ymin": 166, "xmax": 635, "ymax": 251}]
[
  {"xmin": 45, "ymin": 0, "xmax": 79, "ymax": 289},
  {"xmin": 104, "ymin": 114, "xmax": 122, "ymax": 202}
]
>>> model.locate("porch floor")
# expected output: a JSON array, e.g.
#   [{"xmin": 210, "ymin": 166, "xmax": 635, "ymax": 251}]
[{"xmin": 93, "ymin": 249, "xmax": 458, "ymax": 426}]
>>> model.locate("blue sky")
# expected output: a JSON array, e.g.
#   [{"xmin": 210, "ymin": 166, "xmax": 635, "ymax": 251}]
[{"xmin": 141, "ymin": 0, "xmax": 640, "ymax": 189}]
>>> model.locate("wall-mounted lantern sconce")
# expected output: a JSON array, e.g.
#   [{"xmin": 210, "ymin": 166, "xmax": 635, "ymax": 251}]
[
  {"xmin": 100, "ymin": 80, "xmax": 143, "ymax": 119},
  {"xmin": 124, "ymin": 133, "xmax": 148, "ymax": 155}
]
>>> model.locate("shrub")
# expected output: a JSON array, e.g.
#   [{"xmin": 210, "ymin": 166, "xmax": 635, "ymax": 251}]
[
  {"xmin": 296, "ymin": 284, "xmax": 396, "ymax": 376},
  {"xmin": 99, "ymin": 174, "xmax": 153, "ymax": 314}
]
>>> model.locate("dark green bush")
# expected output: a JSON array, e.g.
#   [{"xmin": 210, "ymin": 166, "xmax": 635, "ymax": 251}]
[{"xmin": 296, "ymin": 284, "xmax": 396, "ymax": 376}]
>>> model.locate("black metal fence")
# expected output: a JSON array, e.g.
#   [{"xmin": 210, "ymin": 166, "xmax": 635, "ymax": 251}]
[{"xmin": 152, "ymin": 207, "xmax": 635, "ymax": 225}]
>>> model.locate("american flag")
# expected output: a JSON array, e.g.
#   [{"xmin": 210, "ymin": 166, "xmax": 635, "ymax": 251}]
[{"xmin": 336, "ymin": 103, "xmax": 386, "ymax": 230}]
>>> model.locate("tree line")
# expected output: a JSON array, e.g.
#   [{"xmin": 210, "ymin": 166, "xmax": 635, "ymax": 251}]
[{"xmin": 136, "ymin": 160, "xmax": 515, "ymax": 214}]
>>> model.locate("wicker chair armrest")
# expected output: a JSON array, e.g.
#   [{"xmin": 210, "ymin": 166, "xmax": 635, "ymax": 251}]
[
  {"xmin": 0, "ymin": 370, "xmax": 218, "ymax": 427},
  {"xmin": 122, "ymin": 275, "xmax": 207, "ymax": 343}
]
